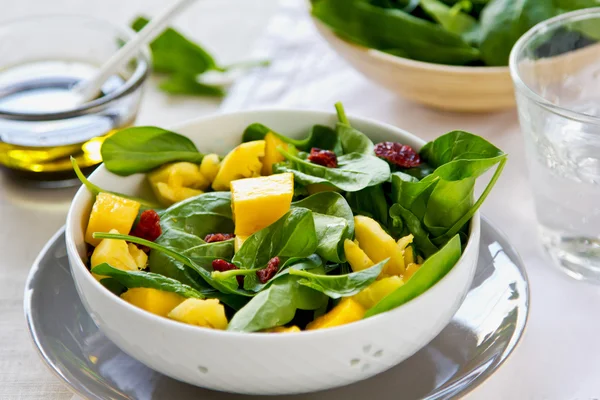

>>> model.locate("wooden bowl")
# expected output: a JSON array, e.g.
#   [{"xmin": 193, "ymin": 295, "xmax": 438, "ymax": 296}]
[{"xmin": 312, "ymin": 19, "xmax": 515, "ymax": 113}]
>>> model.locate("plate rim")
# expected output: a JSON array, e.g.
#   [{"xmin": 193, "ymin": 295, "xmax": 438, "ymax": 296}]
[{"xmin": 23, "ymin": 217, "xmax": 530, "ymax": 400}]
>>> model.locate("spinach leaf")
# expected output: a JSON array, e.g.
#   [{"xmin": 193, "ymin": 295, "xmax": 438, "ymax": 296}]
[
  {"xmin": 364, "ymin": 234, "xmax": 462, "ymax": 318},
  {"xmin": 94, "ymin": 232, "xmax": 251, "ymax": 298},
  {"xmin": 391, "ymin": 172, "xmax": 439, "ymax": 220},
  {"xmin": 99, "ymin": 278, "xmax": 126, "ymax": 296},
  {"xmin": 101, "ymin": 127, "xmax": 204, "ymax": 176},
  {"xmin": 420, "ymin": 0, "xmax": 479, "ymax": 38},
  {"xmin": 478, "ymin": 0, "xmax": 556, "ymax": 66},
  {"xmin": 227, "ymin": 273, "xmax": 328, "ymax": 332},
  {"xmin": 132, "ymin": 16, "xmax": 217, "ymax": 76},
  {"xmin": 92, "ymin": 263, "xmax": 205, "ymax": 298},
  {"xmin": 233, "ymin": 208, "xmax": 318, "ymax": 290},
  {"xmin": 71, "ymin": 157, "xmax": 160, "ymax": 209},
  {"xmin": 158, "ymin": 74, "xmax": 225, "ymax": 97},
  {"xmin": 242, "ymin": 123, "xmax": 340, "ymax": 152},
  {"xmin": 390, "ymin": 203, "xmax": 440, "ymax": 257},
  {"xmin": 292, "ymin": 192, "xmax": 354, "ymax": 263},
  {"xmin": 289, "ymin": 259, "xmax": 387, "ymax": 298},
  {"xmin": 346, "ymin": 184, "xmax": 389, "ymax": 226},
  {"xmin": 277, "ymin": 149, "xmax": 390, "ymax": 192},
  {"xmin": 334, "ymin": 102, "xmax": 374, "ymax": 155}
]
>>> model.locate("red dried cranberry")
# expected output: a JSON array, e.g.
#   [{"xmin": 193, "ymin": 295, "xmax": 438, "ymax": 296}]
[
  {"xmin": 256, "ymin": 256, "xmax": 280, "ymax": 284},
  {"xmin": 204, "ymin": 233, "xmax": 235, "ymax": 243},
  {"xmin": 130, "ymin": 210, "xmax": 162, "ymax": 251},
  {"xmin": 212, "ymin": 259, "xmax": 244, "ymax": 286},
  {"xmin": 374, "ymin": 142, "xmax": 421, "ymax": 168},
  {"xmin": 308, "ymin": 148, "xmax": 338, "ymax": 168}
]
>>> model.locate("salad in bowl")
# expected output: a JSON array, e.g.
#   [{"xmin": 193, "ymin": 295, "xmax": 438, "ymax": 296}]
[{"xmin": 65, "ymin": 104, "xmax": 505, "ymax": 393}]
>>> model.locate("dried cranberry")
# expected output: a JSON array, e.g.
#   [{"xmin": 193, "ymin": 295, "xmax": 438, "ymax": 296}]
[
  {"xmin": 204, "ymin": 233, "xmax": 235, "ymax": 243},
  {"xmin": 130, "ymin": 210, "xmax": 162, "ymax": 251},
  {"xmin": 256, "ymin": 256, "xmax": 280, "ymax": 284},
  {"xmin": 374, "ymin": 142, "xmax": 421, "ymax": 168},
  {"xmin": 212, "ymin": 259, "xmax": 244, "ymax": 286},
  {"xmin": 308, "ymin": 148, "xmax": 338, "ymax": 168}
]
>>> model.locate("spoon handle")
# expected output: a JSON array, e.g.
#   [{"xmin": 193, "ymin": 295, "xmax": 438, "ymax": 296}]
[{"xmin": 74, "ymin": 0, "xmax": 198, "ymax": 103}]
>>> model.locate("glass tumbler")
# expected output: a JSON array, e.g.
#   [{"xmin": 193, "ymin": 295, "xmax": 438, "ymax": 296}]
[
  {"xmin": 0, "ymin": 15, "xmax": 150, "ymax": 185},
  {"xmin": 510, "ymin": 8, "xmax": 600, "ymax": 282}
]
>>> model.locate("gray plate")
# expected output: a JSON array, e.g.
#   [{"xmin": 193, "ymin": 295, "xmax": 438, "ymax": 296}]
[{"xmin": 24, "ymin": 217, "xmax": 529, "ymax": 400}]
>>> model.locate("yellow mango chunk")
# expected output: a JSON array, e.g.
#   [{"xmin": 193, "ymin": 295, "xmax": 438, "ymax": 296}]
[
  {"xmin": 306, "ymin": 298, "xmax": 365, "ymax": 330},
  {"xmin": 199, "ymin": 153, "xmax": 221, "ymax": 182},
  {"xmin": 354, "ymin": 216, "xmax": 405, "ymax": 276},
  {"xmin": 352, "ymin": 276, "xmax": 404, "ymax": 309},
  {"xmin": 148, "ymin": 162, "xmax": 209, "ymax": 190},
  {"xmin": 154, "ymin": 182, "xmax": 203, "ymax": 207},
  {"xmin": 121, "ymin": 288, "xmax": 185, "ymax": 317},
  {"xmin": 168, "ymin": 298, "xmax": 228, "ymax": 330},
  {"xmin": 262, "ymin": 133, "xmax": 290, "ymax": 175},
  {"xmin": 212, "ymin": 140, "xmax": 265, "ymax": 191},
  {"xmin": 128, "ymin": 243, "xmax": 148, "ymax": 270},
  {"xmin": 404, "ymin": 246, "xmax": 415, "ymax": 265},
  {"xmin": 306, "ymin": 183, "xmax": 340, "ymax": 195},
  {"xmin": 404, "ymin": 263, "xmax": 421, "ymax": 282},
  {"xmin": 234, "ymin": 235, "xmax": 248, "ymax": 252},
  {"xmin": 91, "ymin": 230, "xmax": 138, "ymax": 274},
  {"xmin": 344, "ymin": 239, "xmax": 374, "ymax": 272},
  {"xmin": 264, "ymin": 325, "xmax": 301, "ymax": 333},
  {"xmin": 231, "ymin": 172, "xmax": 294, "ymax": 237},
  {"xmin": 85, "ymin": 193, "xmax": 140, "ymax": 247}
]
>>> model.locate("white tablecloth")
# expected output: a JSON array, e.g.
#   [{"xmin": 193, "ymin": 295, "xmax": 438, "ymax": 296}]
[{"xmin": 1, "ymin": 0, "xmax": 600, "ymax": 399}]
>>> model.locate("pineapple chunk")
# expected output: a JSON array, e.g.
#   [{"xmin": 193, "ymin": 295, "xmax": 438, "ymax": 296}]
[
  {"xmin": 91, "ymin": 229, "xmax": 138, "ymax": 273},
  {"xmin": 168, "ymin": 298, "xmax": 228, "ymax": 330},
  {"xmin": 354, "ymin": 216, "xmax": 405, "ymax": 276},
  {"xmin": 85, "ymin": 193, "xmax": 140, "ymax": 246},
  {"xmin": 264, "ymin": 325, "xmax": 301, "ymax": 333},
  {"xmin": 212, "ymin": 140, "xmax": 265, "ymax": 191},
  {"xmin": 154, "ymin": 182, "xmax": 203, "ymax": 206},
  {"xmin": 128, "ymin": 243, "xmax": 148, "ymax": 270},
  {"xmin": 121, "ymin": 288, "xmax": 185, "ymax": 317},
  {"xmin": 234, "ymin": 235, "xmax": 248, "ymax": 252},
  {"xmin": 231, "ymin": 172, "xmax": 294, "ymax": 237},
  {"xmin": 307, "ymin": 298, "xmax": 365, "ymax": 330},
  {"xmin": 262, "ymin": 133, "xmax": 290, "ymax": 175},
  {"xmin": 344, "ymin": 239, "xmax": 374, "ymax": 272},
  {"xmin": 199, "ymin": 153, "xmax": 221, "ymax": 182},
  {"xmin": 352, "ymin": 276, "xmax": 404, "ymax": 309},
  {"xmin": 404, "ymin": 263, "xmax": 421, "ymax": 282}
]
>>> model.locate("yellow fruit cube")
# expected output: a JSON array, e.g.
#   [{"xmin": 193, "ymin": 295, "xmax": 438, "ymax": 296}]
[
  {"xmin": 262, "ymin": 133, "xmax": 289, "ymax": 175},
  {"xmin": 354, "ymin": 216, "xmax": 405, "ymax": 276},
  {"xmin": 344, "ymin": 239, "xmax": 374, "ymax": 272},
  {"xmin": 352, "ymin": 276, "xmax": 404, "ymax": 309},
  {"xmin": 212, "ymin": 140, "xmax": 265, "ymax": 191},
  {"xmin": 231, "ymin": 172, "xmax": 294, "ymax": 237},
  {"xmin": 307, "ymin": 298, "xmax": 365, "ymax": 330},
  {"xmin": 91, "ymin": 230, "xmax": 138, "ymax": 273},
  {"xmin": 199, "ymin": 153, "xmax": 221, "ymax": 182},
  {"xmin": 121, "ymin": 288, "xmax": 185, "ymax": 317},
  {"xmin": 168, "ymin": 298, "xmax": 228, "ymax": 330},
  {"xmin": 154, "ymin": 182, "xmax": 203, "ymax": 207},
  {"xmin": 264, "ymin": 325, "xmax": 301, "ymax": 333},
  {"xmin": 127, "ymin": 243, "xmax": 148, "ymax": 270},
  {"xmin": 85, "ymin": 193, "xmax": 140, "ymax": 246},
  {"xmin": 148, "ymin": 162, "xmax": 209, "ymax": 190},
  {"xmin": 234, "ymin": 235, "xmax": 248, "ymax": 252},
  {"xmin": 404, "ymin": 263, "xmax": 421, "ymax": 282},
  {"xmin": 404, "ymin": 246, "xmax": 415, "ymax": 265}
]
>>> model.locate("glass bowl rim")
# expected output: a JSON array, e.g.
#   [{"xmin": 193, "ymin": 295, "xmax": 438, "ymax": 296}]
[
  {"xmin": 509, "ymin": 7, "xmax": 600, "ymax": 126},
  {"xmin": 0, "ymin": 14, "xmax": 151, "ymax": 121}
]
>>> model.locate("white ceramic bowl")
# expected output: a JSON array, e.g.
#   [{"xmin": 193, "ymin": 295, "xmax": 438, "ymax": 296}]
[{"xmin": 65, "ymin": 109, "xmax": 480, "ymax": 395}]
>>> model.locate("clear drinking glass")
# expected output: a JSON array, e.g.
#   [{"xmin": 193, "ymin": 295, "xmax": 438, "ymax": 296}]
[
  {"xmin": 0, "ymin": 15, "xmax": 150, "ymax": 185},
  {"xmin": 510, "ymin": 8, "xmax": 600, "ymax": 282}
]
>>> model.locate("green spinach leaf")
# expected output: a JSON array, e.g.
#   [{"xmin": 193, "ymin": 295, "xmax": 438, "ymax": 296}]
[
  {"xmin": 390, "ymin": 203, "xmax": 440, "ymax": 257},
  {"xmin": 242, "ymin": 123, "xmax": 340, "ymax": 152},
  {"xmin": 334, "ymin": 102, "xmax": 374, "ymax": 155},
  {"xmin": 101, "ymin": 127, "xmax": 204, "ymax": 176},
  {"xmin": 289, "ymin": 259, "xmax": 387, "ymax": 298},
  {"xmin": 364, "ymin": 234, "xmax": 462, "ymax": 318},
  {"xmin": 158, "ymin": 74, "xmax": 225, "ymax": 97},
  {"xmin": 346, "ymin": 184, "xmax": 389, "ymax": 226},
  {"xmin": 420, "ymin": 0, "xmax": 479, "ymax": 38},
  {"xmin": 92, "ymin": 263, "xmax": 205, "ymax": 298}
]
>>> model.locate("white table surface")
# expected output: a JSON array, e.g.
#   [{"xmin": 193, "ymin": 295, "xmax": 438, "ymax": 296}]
[{"xmin": 1, "ymin": 1, "xmax": 600, "ymax": 399}]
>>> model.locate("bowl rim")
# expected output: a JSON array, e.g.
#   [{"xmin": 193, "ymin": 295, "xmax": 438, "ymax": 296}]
[
  {"xmin": 0, "ymin": 13, "xmax": 151, "ymax": 121},
  {"xmin": 65, "ymin": 108, "xmax": 481, "ymax": 339},
  {"xmin": 310, "ymin": 17, "xmax": 509, "ymax": 74}
]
